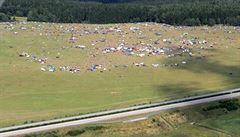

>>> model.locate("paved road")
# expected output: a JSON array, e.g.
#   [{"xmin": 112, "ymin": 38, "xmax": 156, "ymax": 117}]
[{"xmin": 1, "ymin": 88, "xmax": 240, "ymax": 137}]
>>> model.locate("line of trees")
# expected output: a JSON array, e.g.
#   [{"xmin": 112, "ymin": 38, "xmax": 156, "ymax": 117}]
[
  {"xmin": 203, "ymin": 99, "xmax": 240, "ymax": 112},
  {"xmin": 1, "ymin": 0, "xmax": 240, "ymax": 26}
]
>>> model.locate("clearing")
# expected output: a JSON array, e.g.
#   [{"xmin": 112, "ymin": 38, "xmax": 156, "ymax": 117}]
[{"xmin": 0, "ymin": 22, "xmax": 240, "ymax": 127}]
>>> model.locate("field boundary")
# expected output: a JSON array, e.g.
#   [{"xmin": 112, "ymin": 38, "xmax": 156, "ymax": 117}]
[{"xmin": 0, "ymin": 88, "xmax": 240, "ymax": 135}]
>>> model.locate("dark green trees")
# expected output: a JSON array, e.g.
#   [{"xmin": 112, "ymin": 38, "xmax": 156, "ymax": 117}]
[
  {"xmin": 1, "ymin": 0, "xmax": 240, "ymax": 26},
  {"xmin": 0, "ymin": 12, "xmax": 11, "ymax": 22}
]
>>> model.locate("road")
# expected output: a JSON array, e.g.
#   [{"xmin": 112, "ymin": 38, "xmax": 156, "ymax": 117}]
[{"xmin": 1, "ymin": 88, "xmax": 240, "ymax": 137}]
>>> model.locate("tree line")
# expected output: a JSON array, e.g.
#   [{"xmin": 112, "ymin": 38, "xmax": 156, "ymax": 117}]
[{"xmin": 1, "ymin": 0, "xmax": 240, "ymax": 26}]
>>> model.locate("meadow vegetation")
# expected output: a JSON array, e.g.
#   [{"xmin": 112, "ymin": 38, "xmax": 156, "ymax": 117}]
[
  {"xmin": 0, "ymin": 21, "xmax": 239, "ymax": 127},
  {"xmin": 23, "ymin": 98, "xmax": 240, "ymax": 137}
]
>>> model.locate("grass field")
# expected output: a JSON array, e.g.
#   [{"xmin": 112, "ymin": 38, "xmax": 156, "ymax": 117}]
[
  {"xmin": 0, "ymin": 22, "xmax": 240, "ymax": 127},
  {"xmin": 24, "ymin": 98, "xmax": 240, "ymax": 137},
  {"xmin": 201, "ymin": 112, "xmax": 240, "ymax": 136}
]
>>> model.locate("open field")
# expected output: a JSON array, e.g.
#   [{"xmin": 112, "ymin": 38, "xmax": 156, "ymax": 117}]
[
  {"xmin": 0, "ymin": 22, "xmax": 240, "ymax": 127},
  {"xmin": 23, "ymin": 98, "xmax": 240, "ymax": 137}
]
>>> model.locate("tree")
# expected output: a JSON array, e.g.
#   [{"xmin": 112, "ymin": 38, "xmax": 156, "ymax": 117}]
[
  {"xmin": 27, "ymin": 9, "xmax": 38, "ymax": 21},
  {"xmin": 0, "ymin": 12, "xmax": 10, "ymax": 22},
  {"xmin": 1, "ymin": 0, "xmax": 240, "ymax": 26},
  {"xmin": 208, "ymin": 18, "xmax": 216, "ymax": 26},
  {"xmin": 183, "ymin": 18, "xmax": 197, "ymax": 26}
]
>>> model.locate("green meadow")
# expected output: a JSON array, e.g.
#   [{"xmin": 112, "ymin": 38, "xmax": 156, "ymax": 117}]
[
  {"xmin": 24, "ymin": 98, "xmax": 240, "ymax": 137},
  {"xmin": 0, "ymin": 22, "xmax": 239, "ymax": 127}
]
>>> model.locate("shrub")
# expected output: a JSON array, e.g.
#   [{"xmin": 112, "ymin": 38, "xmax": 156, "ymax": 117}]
[{"xmin": 66, "ymin": 129, "xmax": 85, "ymax": 136}]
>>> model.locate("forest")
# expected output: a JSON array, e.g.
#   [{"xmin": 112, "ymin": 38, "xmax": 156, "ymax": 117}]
[{"xmin": 0, "ymin": 0, "xmax": 240, "ymax": 26}]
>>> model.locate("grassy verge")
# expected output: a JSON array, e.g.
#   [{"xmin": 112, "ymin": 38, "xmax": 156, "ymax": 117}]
[{"xmin": 23, "ymin": 98, "xmax": 240, "ymax": 137}]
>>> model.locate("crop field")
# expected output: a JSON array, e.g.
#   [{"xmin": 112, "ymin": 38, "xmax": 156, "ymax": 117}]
[{"xmin": 0, "ymin": 21, "xmax": 240, "ymax": 127}]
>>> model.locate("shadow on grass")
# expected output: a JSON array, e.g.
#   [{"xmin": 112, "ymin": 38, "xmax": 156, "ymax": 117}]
[
  {"xmin": 163, "ymin": 50, "xmax": 240, "ymax": 84},
  {"xmin": 155, "ymin": 49, "xmax": 240, "ymax": 98},
  {"xmin": 154, "ymin": 82, "xmax": 205, "ymax": 99}
]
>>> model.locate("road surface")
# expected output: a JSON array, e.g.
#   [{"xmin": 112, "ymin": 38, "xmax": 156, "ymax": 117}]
[{"xmin": 1, "ymin": 88, "xmax": 240, "ymax": 137}]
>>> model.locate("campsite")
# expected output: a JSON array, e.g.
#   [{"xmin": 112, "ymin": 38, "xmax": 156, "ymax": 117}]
[{"xmin": 0, "ymin": 20, "xmax": 240, "ymax": 128}]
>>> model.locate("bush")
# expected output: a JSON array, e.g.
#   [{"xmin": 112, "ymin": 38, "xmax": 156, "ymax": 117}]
[
  {"xmin": 44, "ymin": 131, "xmax": 59, "ymax": 137},
  {"xmin": 66, "ymin": 129, "xmax": 85, "ymax": 136},
  {"xmin": 208, "ymin": 18, "xmax": 216, "ymax": 26},
  {"xmin": 219, "ymin": 99, "xmax": 240, "ymax": 111},
  {"xmin": 203, "ymin": 99, "xmax": 239, "ymax": 112},
  {"xmin": 85, "ymin": 126, "xmax": 105, "ymax": 131},
  {"xmin": 0, "ymin": 12, "xmax": 10, "ymax": 22}
]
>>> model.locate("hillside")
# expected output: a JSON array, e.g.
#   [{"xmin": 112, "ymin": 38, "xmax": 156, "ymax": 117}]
[{"xmin": 0, "ymin": 21, "xmax": 240, "ymax": 128}]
